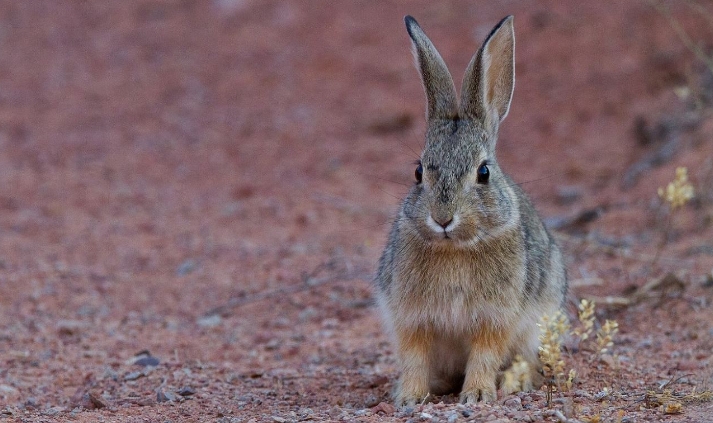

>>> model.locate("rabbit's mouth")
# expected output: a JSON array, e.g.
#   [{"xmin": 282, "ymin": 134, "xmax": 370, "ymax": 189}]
[
  {"xmin": 423, "ymin": 213, "xmax": 473, "ymax": 244},
  {"xmin": 426, "ymin": 213, "xmax": 458, "ymax": 236}
]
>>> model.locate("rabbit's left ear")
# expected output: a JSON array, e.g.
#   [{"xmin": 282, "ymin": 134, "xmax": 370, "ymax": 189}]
[
  {"xmin": 460, "ymin": 16, "xmax": 515, "ymax": 129},
  {"xmin": 405, "ymin": 15, "xmax": 459, "ymax": 121}
]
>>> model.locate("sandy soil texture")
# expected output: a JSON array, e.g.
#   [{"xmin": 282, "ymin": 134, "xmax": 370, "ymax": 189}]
[{"xmin": 2, "ymin": 1, "xmax": 713, "ymax": 422}]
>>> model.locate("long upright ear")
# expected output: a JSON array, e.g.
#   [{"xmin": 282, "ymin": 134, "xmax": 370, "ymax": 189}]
[
  {"xmin": 459, "ymin": 16, "xmax": 515, "ymax": 127},
  {"xmin": 404, "ymin": 16, "xmax": 458, "ymax": 120}
]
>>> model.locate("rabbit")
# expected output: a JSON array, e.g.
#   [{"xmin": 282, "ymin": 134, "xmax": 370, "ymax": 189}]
[{"xmin": 375, "ymin": 15, "xmax": 567, "ymax": 407}]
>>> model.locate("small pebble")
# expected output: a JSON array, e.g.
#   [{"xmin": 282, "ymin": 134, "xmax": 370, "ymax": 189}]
[
  {"xmin": 124, "ymin": 371, "xmax": 143, "ymax": 381},
  {"xmin": 264, "ymin": 339, "xmax": 281, "ymax": 350},
  {"xmin": 503, "ymin": 396, "xmax": 522, "ymax": 410},
  {"xmin": 133, "ymin": 355, "xmax": 160, "ymax": 367},
  {"xmin": 196, "ymin": 314, "xmax": 222, "ymax": 328},
  {"xmin": 176, "ymin": 259, "xmax": 197, "ymax": 276},
  {"xmin": 177, "ymin": 386, "xmax": 196, "ymax": 397},
  {"xmin": 156, "ymin": 390, "xmax": 177, "ymax": 403}
]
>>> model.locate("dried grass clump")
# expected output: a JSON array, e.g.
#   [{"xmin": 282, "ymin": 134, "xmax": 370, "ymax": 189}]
[{"xmin": 645, "ymin": 387, "xmax": 713, "ymax": 415}]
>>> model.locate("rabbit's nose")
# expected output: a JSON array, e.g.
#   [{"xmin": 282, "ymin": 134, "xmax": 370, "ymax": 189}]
[
  {"xmin": 427, "ymin": 212, "xmax": 457, "ymax": 233},
  {"xmin": 434, "ymin": 217, "xmax": 453, "ymax": 229},
  {"xmin": 431, "ymin": 216, "xmax": 453, "ymax": 230}
]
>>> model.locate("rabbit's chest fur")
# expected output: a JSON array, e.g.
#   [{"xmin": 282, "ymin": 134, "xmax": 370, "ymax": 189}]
[{"xmin": 387, "ymin": 232, "xmax": 527, "ymax": 335}]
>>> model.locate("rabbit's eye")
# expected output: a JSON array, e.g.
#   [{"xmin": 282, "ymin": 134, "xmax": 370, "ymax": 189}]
[
  {"xmin": 415, "ymin": 163, "xmax": 423, "ymax": 184},
  {"xmin": 477, "ymin": 163, "xmax": 489, "ymax": 184}
]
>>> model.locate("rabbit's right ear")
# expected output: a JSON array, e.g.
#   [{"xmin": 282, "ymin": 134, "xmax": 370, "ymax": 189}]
[
  {"xmin": 405, "ymin": 16, "xmax": 458, "ymax": 120},
  {"xmin": 460, "ymin": 16, "xmax": 515, "ymax": 131}
]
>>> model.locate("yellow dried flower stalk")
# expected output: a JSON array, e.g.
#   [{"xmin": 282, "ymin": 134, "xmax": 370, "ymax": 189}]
[
  {"xmin": 658, "ymin": 167, "xmax": 695, "ymax": 210},
  {"xmin": 565, "ymin": 369, "xmax": 577, "ymax": 391},
  {"xmin": 501, "ymin": 355, "xmax": 532, "ymax": 395},
  {"xmin": 596, "ymin": 319, "xmax": 619, "ymax": 354},
  {"xmin": 564, "ymin": 369, "xmax": 577, "ymax": 391},
  {"xmin": 538, "ymin": 310, "xmax": 569, "ymax": 386},
  {"xmin": 573, "ymin": 299, "xmax": 596, "ymax": 342}
]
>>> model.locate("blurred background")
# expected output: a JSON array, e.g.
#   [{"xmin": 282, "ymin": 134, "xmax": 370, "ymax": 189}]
[{"xmin": 1, "ymin": 0, "xmax": 712, "ymax": 419}]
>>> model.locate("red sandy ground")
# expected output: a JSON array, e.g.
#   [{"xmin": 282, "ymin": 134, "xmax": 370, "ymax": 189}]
[{"xmin": 1, "ymin": 1, "xmax": 713, "ymax": 422}]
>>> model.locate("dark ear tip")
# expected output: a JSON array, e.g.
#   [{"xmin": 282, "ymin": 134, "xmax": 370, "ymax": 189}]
[
  {"xmin": 483, "ymin": 15, "xmax": 515, "ymax": 45},
  {"xmin": 404, "ymin": 15, "xmax": 419, "ymax": 36}
]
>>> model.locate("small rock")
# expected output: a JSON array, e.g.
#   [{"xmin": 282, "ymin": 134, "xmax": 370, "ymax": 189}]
[
  {"xmin": 297, "ymin": 407, "xmax": 314, "ymax": 418},
  {"xmin": 197, "ymin": 314, "xmax": 222, "ymax": 328},
  {"xmin": 176, "ymin": 259, "xmax": 197, "ymax": 276},
  {"xmin": 24, "ymin": 397, "xmax": 39, "ymax": 409},
  {"xmin": 271, "ymin": 417, "xmax": 286, "ymax": 423},
  {"xmin": 503, "ymin": 396, "xmax": 522, "ymax": 410},
  {"xmin": 177, "ymin": 386, "xmax": 196, "ymax": 397},
  {"xmin": 73, "ymin": 391, "xmax": 107, "ymax": 410},
  {"xmin": 594, "ymin": 389, "xmax": 611, "ymax": 400},
  {"xmin": 420, "ymin": 412, "xmax": 433, "ymax": 420},
  {"xmin": 133, "ymin": 355, "xmax": 160, "ymax": 367},
  {"xmin": 264, "ymin": 338, "xmax": 281, "ymax": 350},
  {"xmin": 124, "ymin": 371, "xmax": 143, "ymax": 381},
  {"xmin": 42, "ymin": 407, "xmax": 65, "ymax": 416},
  {"xmin": 447, "ymin": 412, "xmax": 459, "ymax": 423},
  {"xmin": 157, "ymin": 390, "xmax": 178, "ymax": 403},
  {"xmin": 546, "ymin": 409, "xmax": 568, "ymax": 423},
  {"xmin": 371, "ymin": 402, "xmax": 396, "ymax": 414},
  {"xmin": 364, "ymin": 395, "xmax": 380, "ymax": 408},
  {"xmin": 127, "ymin": 350, "xmax": 158, "ymax": 366}
]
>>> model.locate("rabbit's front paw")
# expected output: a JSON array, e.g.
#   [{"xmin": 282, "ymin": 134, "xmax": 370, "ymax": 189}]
[
  {"xmin": 459, "ymin": 385, "xmax": 496, "ymax": 404},
  {"xmin": 394, "ymin": 390, "xmax": 428, "ymax": 408}
]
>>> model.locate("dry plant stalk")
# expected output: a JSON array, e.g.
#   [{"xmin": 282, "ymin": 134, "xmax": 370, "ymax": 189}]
[
  {"xmin": 596, "ymin": 320, "xmax": 619, "ymax": 355},
  {"xmin": 501, "ymin": 355, "xmax": 532, "ymax": 396},
  {"xmin": 538, "ymin": 310, "xmax": 569, "ymax": 404},
  {"xmin": 653, "ymin": 166, "xmax": 695, "ymax": 266},
  {"xmin": 573, "ymin": 299, "xmax": 595, "ymax": 342},
  {"xmin": 565, "ymin": 369, "xmax": 577, "ymax": 391}
]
